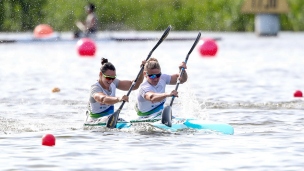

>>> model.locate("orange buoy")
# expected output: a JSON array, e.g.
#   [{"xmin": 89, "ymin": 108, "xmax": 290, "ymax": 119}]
[
  {"xmin": 42, "ymin": 134, "xmax": 56, "ymax": 146},
  {"xmin": 294, "ymin": 90, "xmax": 303, "ymax": 97},
  {"xmin": 76, "ymin": 38, "xmax": 96, "ymax": 56},
  {"xmin": 52, "ymin": 87, "xmax": 60, "ymax": 93},
  {"xmin": 199, "ymin": 39, "xmax": 218, "ymax": 57},
  {"xmin": 33, "ymin": 24, "xmax": 54, "ymax": 38}
]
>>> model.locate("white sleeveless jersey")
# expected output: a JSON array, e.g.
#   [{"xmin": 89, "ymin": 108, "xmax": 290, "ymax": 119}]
[
  {"xmin": 137, "ymin": 74, "xmax": 171, "ymax": 113},
  {"xmin": 86, "ymin": 13, "xmax": 98, "ymax": 31},
  {"xmin": 89, "ymin": 79, "xmax": 119, "ymax": 113}
]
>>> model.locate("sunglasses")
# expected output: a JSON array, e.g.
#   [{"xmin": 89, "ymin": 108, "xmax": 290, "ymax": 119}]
[
  {"xmin": 147, "ymin": 73, "xmax": 161, "ymax": 79},
  {"xmin": 102, "ymin": 73, "xmax": 116, "ymax": 80}
]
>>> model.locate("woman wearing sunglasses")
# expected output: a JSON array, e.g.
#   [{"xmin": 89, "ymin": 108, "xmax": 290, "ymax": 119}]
[
  {"xmin": 135, "ymin": 57, "xmax": 187, "ymax": 120},
  {"xmin": 86, "ymin": 58, "xmax": 145, "ymax": 124}
]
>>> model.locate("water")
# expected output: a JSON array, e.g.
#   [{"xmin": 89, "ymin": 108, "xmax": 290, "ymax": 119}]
[{"xmin": 1, "ymin": 31, "xmax": 304, "ymax": 170}]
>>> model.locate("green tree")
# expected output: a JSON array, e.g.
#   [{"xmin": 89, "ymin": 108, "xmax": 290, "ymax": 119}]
[{"xmin": 1, "ymin": 0, "xmax": 47, "ymax": 31}]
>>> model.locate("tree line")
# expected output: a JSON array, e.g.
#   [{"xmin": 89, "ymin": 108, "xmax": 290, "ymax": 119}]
[{"xmin": 0, "ymin": 0, "xmax": 303, "ymax": 32}]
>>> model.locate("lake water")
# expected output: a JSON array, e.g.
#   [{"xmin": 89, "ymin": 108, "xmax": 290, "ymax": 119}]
[{"xmin": 1, "ymin": 31, "xmax": 304, "ymax": 171}]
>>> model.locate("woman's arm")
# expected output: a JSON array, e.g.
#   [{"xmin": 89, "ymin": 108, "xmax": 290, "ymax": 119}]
[
  {"xmin": 169, "ymin": 62, "xmax": 188, "ymax": 85},
  {"xmin": 93, "ymin": 92, "xmax": 123, "ymax": 105},
  {"xmin": 116, "ymin": 60, "xmax": 146, "ymax": 91},
  {"xmin": 144, "ymin": 90, "xmax": 178, "ymax": 103}
]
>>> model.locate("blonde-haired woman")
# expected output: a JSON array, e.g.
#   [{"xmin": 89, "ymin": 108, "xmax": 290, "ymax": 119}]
[{"xmin": 135, "ymin": 58, "xmax": 188, "ymax": 120}]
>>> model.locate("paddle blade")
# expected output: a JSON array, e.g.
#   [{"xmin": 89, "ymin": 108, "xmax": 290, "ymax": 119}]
[
  {"xmin": 161, "ymin": 106, "xmax": 172, "ymax": 127},
  {"xmin": 106, "ymin": 111, "xmax": 120, "ymax": 128},
  {"xmin": 161, "ymin": 25, "xmax": 171, "ymax": 41}
]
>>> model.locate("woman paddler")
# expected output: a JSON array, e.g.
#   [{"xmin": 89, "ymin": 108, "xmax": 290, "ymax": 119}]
[
  {"xmin": 134, "ymin": 57, "xmax": 188, "ymax": 120},
  {"xmin": 86, "ymin": 58, "xmax": 145, "ymax": 123}
]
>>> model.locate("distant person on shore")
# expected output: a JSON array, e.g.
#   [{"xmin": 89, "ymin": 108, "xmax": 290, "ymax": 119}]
[
  {"xmin": 74, "ymin": 3, "xmax": 98, "ymax": 38},
  {"xmin": 85, "ymin": 58, "xmax": 145, "ymax": 124}
]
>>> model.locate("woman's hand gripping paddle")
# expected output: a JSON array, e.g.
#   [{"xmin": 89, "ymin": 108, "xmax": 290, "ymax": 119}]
[
  {"xmin": 161, "ymin": 32, "xmax": 201, "ymax": 127},
  {"xmin": 106, "ymin": 25, "xmax": 172, "ymax": 128}
]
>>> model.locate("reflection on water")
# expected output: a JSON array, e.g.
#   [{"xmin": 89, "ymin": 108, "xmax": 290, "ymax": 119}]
[{"xmin": 1, "ymin": 31, "xmax": 304, "ymax": 170}]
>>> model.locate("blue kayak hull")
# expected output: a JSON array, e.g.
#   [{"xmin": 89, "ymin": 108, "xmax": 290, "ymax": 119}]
[
  {"xmin": 84, "ymin": 118, "xmax": 234, "ymax": 135},
  {"xmin": 150, "ymin": 118, "xmax": 234, "ymax": 135}
]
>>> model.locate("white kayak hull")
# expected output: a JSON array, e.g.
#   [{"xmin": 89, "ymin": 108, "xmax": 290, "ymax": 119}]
[{"xmin": 84, "ymin": 117, "xmax": 234, "ymax": 135}]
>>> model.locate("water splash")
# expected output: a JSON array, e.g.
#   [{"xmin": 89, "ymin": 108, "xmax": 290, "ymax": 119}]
[{"xmin": 175, "ymin": 85, "xmax": 209, "ymax": 120}]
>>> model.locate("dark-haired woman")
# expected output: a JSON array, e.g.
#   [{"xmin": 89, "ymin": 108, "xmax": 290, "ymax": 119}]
[
  {"xmin": 135, "ymin": 58, "xmax": 187, "ymax": 121},
  {"xmin": 86, "ymin": 58, "xmax": 145, "ymax": 124}
]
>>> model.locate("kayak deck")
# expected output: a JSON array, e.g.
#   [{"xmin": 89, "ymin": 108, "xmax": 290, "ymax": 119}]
[
  {"xmin": 84, "ymin": 118, "xmax": 234, "ymax": 135},
  {"xmin": 151, "ymin": 118, "xmax": 234, "ymax": 135}
]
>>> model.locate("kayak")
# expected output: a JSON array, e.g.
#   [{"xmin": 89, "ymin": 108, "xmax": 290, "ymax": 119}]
[
  {"xmin": 84, "ymin": 117, "xmax": 234, "ymax": 135},
  {"xmin": 151, "ymin": 118, "xmax": 234, "ymax": 135}
]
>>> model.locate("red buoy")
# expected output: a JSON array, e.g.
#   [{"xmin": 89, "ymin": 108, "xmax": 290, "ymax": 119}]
[
  {"xmin": 42, "ymin": 134, "xmax": 56, "ymax": 146},
  {"xmin": 294, "ymin": 90, "xmax": 303, "ymax": 97},
  {"xmin": 76, "ymin": 38, "xmax": 96, "ymax": 56},
  {"xmin": 199, "ymin": 39, "xmax": 218, "ymax": 57}
]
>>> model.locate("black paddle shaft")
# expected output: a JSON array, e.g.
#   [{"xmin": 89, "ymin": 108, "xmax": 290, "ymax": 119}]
[
  {"xmin": 117, "ymin": 25, "xmax": 172, "ymax": 109},
  {"xmin": 106, "ymin": 25, "xmax": 172, "ymax": 128},
  {"xmin": 169, "ymin": 32, "xmax": 201, "ymax": 106},
  {"xmin": 161, "ymin": 32, "xmax": 202, "ymax": 127}
]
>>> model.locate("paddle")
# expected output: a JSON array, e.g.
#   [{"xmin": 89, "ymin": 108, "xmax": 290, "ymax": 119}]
[
  {"xmin": 161, "ymin": 32, "xmax": 201, "ymax": 127},
  {"xmin": 106, "ymin": 25, "xmax": 172, "ymax": 128}
]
